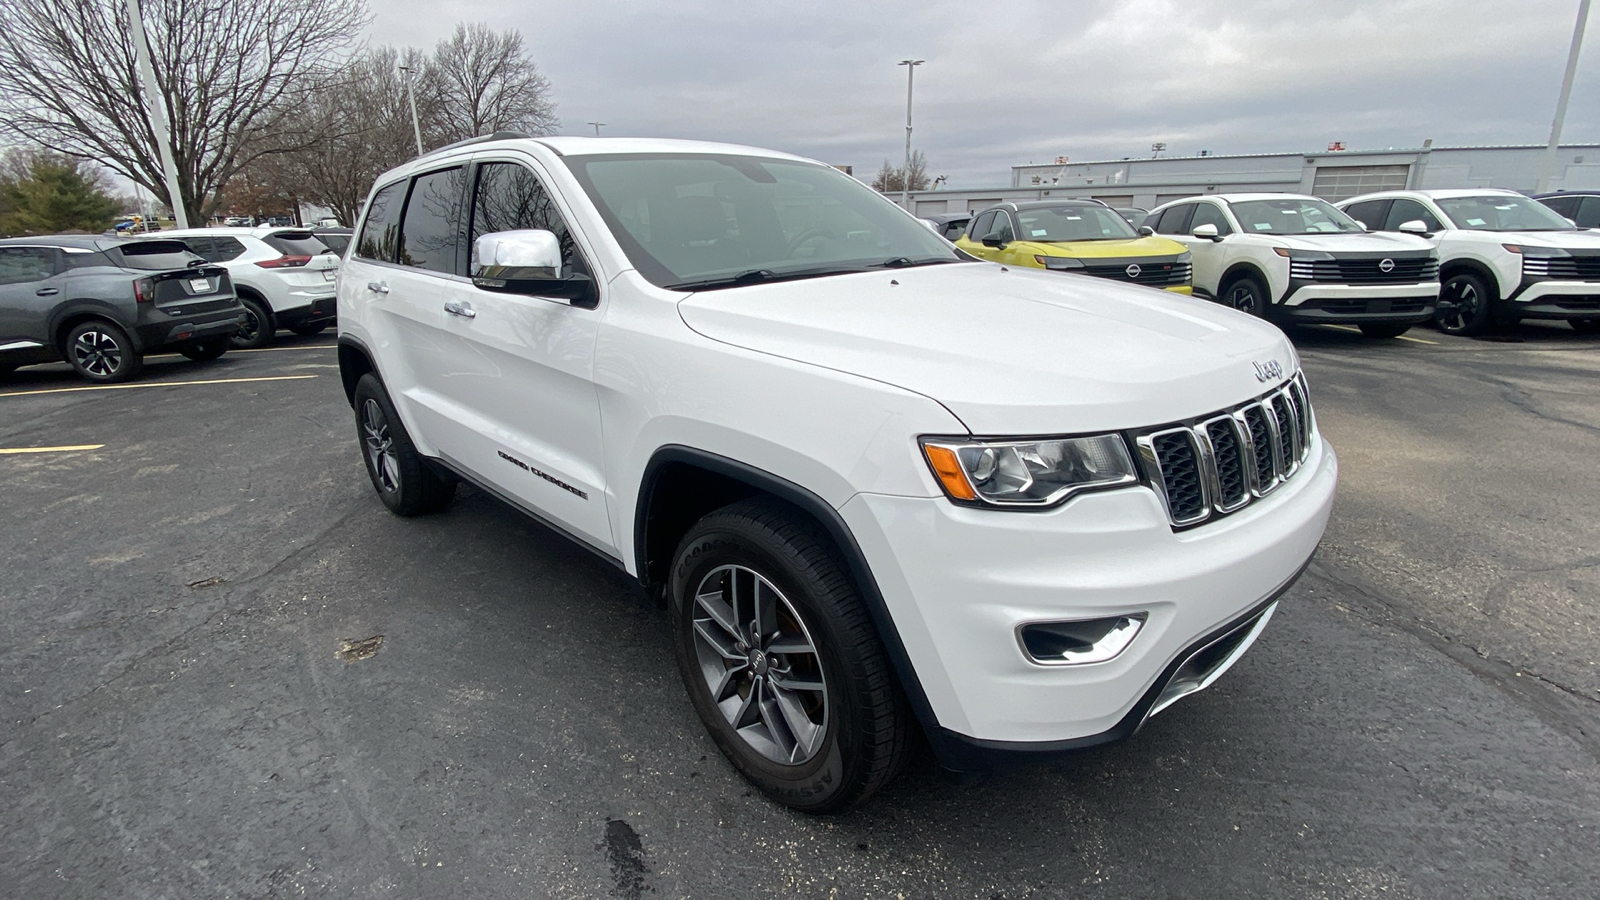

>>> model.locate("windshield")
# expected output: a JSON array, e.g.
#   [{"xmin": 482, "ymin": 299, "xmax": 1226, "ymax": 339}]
[
  {"xmin": 1228, "ymin": 198, "xmax": 1363, "ymax": 235},
  {"xmin": 1015, "ymin": 205, "xmax": 1138, "ymax": 241},
  {"xmin": 1435, "ymin": 195, "xmax": 1574, "ymax": 232},
  {"xmin": 565, "ymin": 154, "xmax": 963, "ymax": 290}
]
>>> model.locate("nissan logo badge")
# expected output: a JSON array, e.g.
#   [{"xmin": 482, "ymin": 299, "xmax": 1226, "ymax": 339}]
[
  {"xmin": 1125, "ymin": 264, "xmax": 1142, "ymax": 279},
  {"xmin": 1378, "ymin": 258, "xmax": 1395, "ymax": 273}
]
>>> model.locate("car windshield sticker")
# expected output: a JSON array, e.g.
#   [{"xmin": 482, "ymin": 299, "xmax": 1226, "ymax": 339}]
[
  {"xmin": 1032, "ymin": 229, "xmax": 1048, "ymax": 236},
  {"xmin": 1254, "ymin": 223, "xmax": 1273, "ymax": 230},
  {"xmin": 1466, "ymin": 217, "xmax": 1487, "ymax": 226}
]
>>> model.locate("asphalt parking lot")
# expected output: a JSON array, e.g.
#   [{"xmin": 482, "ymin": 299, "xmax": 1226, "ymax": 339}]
[{"xmin": 2, "ymin": 324, "xmax": 1598, "ymax": 899}]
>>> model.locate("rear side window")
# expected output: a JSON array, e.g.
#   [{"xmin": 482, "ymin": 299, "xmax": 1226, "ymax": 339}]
[
  {"xmin": 1383, "ymin": 199, "xmax": 1443, "ymax": 232},
  {"xmin": 1577, "ymin": 196, "xmax": 1600, "ymax": 228},
  {"xmin": 469, "ymin": 162, "xmax": 585, "ymax": 276},
  {"xmin": 356, "ymin": 180, "xmax": 407, "ymax": 262},
  {"xmin": 263, "ymin": 231, "xmax": 331, "ymax": 257},
  {"xmin": 0, "ymin": 247, "xmax": 59, "ymax": 285},
  {"xmin": 111, "ymin": 240, "xmax": 202, "ymax": 271},
  {"xmin": 1540, "ymin": 196, "xmax": 1577, "ymax": 217},
  {"xmin": 398, "ymin": 167, "xmax": 465, "ymax": 274},
  {"xmin": 181, "ymin": 236, "xmax": 216, "ymax": 260},
  {"xmin": 1152, "ymin": 204, "xmax": 1195, "ymax": 235},
  {"xmin": 211, "ymin": 237, "xmax": 247, "ymax": 261}
]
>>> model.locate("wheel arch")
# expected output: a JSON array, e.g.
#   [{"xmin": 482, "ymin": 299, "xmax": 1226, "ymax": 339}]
[
  {"xmin": 634, "ymin": 445, "xmax": 947, "ymax": 749},
  {"xmin": 234, "ymin": 284, "xmax": 277, "ymax": 328},
  {"xmin": 337, "ymin": 334, "xmax": 377, "ymax": 408},
  {"xmin": 52, "ymin": 304, "xmax": 131, "ymax": 353},
  {"xmin": 1439, "ymin": 258, "xmax": 1503, "ymax": 301},
  {"xmin": 1219, "ymin": 261, "xmax": 1270, "ymax": 294}
]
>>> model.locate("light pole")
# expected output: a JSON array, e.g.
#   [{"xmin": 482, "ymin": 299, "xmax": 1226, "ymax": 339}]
[
  {"xmin": 898, "ymin": 59, "xmax": 924, "ymax": 210},
  {"xmin": 399, "ymin": 64, "xmax": 423, "ymax": 155},
  {"xmin": 587, "ymin": 122, "xmax": 606, "ymax": 136},
  {"xmin": 124, "ymin": 0, "xmax": 188, "ymax": 229},
  {"xmin": 1537, "ymin": 0, "xmax": 1592, "ymax": 192}
]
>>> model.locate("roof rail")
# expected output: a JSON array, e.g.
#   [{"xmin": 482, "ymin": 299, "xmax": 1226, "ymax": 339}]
[{"xmin": 414, "ymin": 131, "xmax": 532, "ymax": 160}]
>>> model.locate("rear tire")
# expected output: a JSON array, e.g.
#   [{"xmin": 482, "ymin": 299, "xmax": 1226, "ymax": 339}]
[
  {"xmin": 179, "ymin": 339, "xmax": 229, "ymax": 362},
  {"xmin": 1358, "ymin": 322, "xmax": 1411, "ymax": 339},
  {"xmin": 230, "ymin": 295, "xmax": 275, "ymax": 349},
  {"xmin": 1570, "ymin": 318, "xmax": 1600, "ymax": 334},
  {"xmin": 288, "ymin": 322, "xmax": 328, "ymax": 337},
  {"xmin": 65, "ymin": 320, "xmax": 143, "ymax": 383},
  {"xmin": 352, "ymin": 374, "xmax": 455, "ymax": 516},
  {"xmin": 670, "ymin": 498, "xmax": 912, "ymax": 814},
  {"xmin": 1435, "ymin": 272, "xmax": 1494, "ymax": 336}
]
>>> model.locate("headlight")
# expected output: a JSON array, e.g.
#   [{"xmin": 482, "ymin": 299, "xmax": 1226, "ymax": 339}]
[
  {"xmin": 921, "ymin": 434, "xmax": 1138, "ymax": 507},
  {"xmin": 1034, "ymin": 255, "xmax": 1085, "ymax": 270},
  {"xmin": 1504, "ymin": 244, "xmax": 1570, "ymax": 258},
  {"xmin": 1176, "ymin": 251, "xmax": 1192, "ymax": 264}
]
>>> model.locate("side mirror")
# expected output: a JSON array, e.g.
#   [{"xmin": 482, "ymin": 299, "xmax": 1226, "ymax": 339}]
[
  {"xmin": 1565, "ymin": 217, "xmax": 1578, "ymax": 227},
  {"xmin": 1138, "ymin": 225, "xmax": 1155, "ymax": 236},
  {"xmin": 1357, "ymin": 221, "xmax": 1369, "ymax": 231},
  {"xmin": 1191, "ymin": 223, "xmax": 1222, "ymax": 241},
  {"xmin": 1397, "ymin": 220, "xmax": 1433, "ymax": 237},
  {"xmin": 472, "ymin": 229, "xmax": 598, "ymax": 309},
  {"xmin": 981, "ymin": 232, "xmax": 1007, "ymax": 248}
]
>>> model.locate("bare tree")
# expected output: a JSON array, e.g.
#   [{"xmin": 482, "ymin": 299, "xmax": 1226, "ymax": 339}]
[
  {"xmin": 870, "ymin": 151, "xmax": 931, "ymax": 193},
  {"xmin": 0, "ymin": 0, "xmax": 368, "ymax": 223},
  {"xmin": 424, "ymin": 23, "xmax": 558, "ymax": 143}
]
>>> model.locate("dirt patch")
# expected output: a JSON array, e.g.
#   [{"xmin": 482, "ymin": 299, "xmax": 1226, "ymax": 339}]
[{"xmin": 336, "ymin": 635, "xmax": 384, "ymax": 663}]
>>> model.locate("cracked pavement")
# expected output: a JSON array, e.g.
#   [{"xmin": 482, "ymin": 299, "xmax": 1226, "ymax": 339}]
[{"xmin": 2, "ymin": 327, "xmax": 1598, "ymax": 898}]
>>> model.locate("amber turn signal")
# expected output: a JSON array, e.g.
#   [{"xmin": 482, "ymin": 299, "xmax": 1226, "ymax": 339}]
[{"xmin": 923, "ymin": 444, "xmax": 977, "ymax": 500}]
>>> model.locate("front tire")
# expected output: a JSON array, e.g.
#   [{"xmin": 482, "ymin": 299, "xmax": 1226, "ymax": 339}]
[
  {"xmin": 1222, "ymin": 274, "xmax": 1268, "ymax": 318},
  {"xmin": 670, "ymin": 498, "xmax": 912, "ymax": 814},
  {"xmin": 66, "ymin": 320, "xmax": 143, "ymax": 383},
  {"xmin": 1358, "ymin": 322, "xmax": 1411, "ymax": 339},
  {"xmin": 230, "ymin": 296, "xmax": 275, "ymax": 349},
  {"xmin": 1436, "ymin": 272, "xmax": 1495, "ymax": 336},
  {"xmin": 352, "ymin": 374, "xmax": 456, "ymax": 516}
]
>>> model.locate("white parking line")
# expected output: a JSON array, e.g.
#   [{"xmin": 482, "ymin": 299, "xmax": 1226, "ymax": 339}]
[
  {"xmin": 0, "ymin": 374, "xmax": 317, "ymax": 399},
  {"xmin": 1319, "ymin": 323, "xmax": 1439, "ymax": 345},
  {"xmin": 0, "ymin": 444, "xmax": 105, "ymax": 454},
  {"xmin": 148, "ymin": 343, "xmax": 336, "ymax": 358}
]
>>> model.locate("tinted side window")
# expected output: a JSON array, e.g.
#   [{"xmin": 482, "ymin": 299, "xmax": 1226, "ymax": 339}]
[
  {"xmin": 1341, "ymin": 200, "xmax": 1390, "ymax": 231},
  {"xmin": 398, "ymin": 167, "xmax": 465, "ymax": 274},
  {"xmin": 356, "ymin": 180, "xmax": 407, "ymax": 262},
  {"xmin": 1189, "ymin": 203, "xmax": 1232, "ymax": 235},
  {"xmin": 1576, "ymin": 196, "xmax": 1600, "ymax": 228},
  {"xmin": 181, "ymin": 236, "xmax": 217, "ymax": 261},
  {"xmin": 264, "ymin": 231, "xmax": 331, "ymax": 257},
  {"xmin": 211, "ymin": 237, "xmax": 248, "ymax": 261},
  {"xmin": 1383, "ymin": 199, "xmax": 1443, "ymax": 232},
  {"xmin": 470, "ymin": 162, "xmax": 585, "ymax": 276},
  {"xmin": 1153, "ymin": 204, "xmax": 1195, "ymax": 235},
  {"xmin": 991, "ymin": 211, "xmax": 1015, "ymax": 242},
  {"xmin": 1540, "ymin": 196, "xmax": 1577, "ymax": 217},
  {"xmin": 942, "ymin": 220, "xmax": 967, "ymax": 240},
  {"xmin": 968, "ymin": 211, "xmax": 996, "ymax": 240},
  {"xmin": 0, "ymin": 247, "xmax": 58, "ymax": 285}
]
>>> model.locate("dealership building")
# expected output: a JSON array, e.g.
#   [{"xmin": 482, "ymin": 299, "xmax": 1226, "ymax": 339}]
[{"xmin": 899, "ymin": 143, "xmax": 1600, "ymax": 216}]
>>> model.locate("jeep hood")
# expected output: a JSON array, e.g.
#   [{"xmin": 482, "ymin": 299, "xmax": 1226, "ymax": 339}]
[
  {"xmin": 1272, "ymin": 232, "xmax": 1433, "ymax": 253},
  {"xmin": 677, "ymin": 263, "xmax": 1297, "ymax": 435}
]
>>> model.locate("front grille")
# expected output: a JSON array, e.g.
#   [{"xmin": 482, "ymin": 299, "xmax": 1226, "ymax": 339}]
[
  {"xmin": 1289, "ymin": 256, "xmax": 1437, "ymax": 284},
  {"xmin": 1523, "ymin": 254, "xmax": 1600, "ymax": 280},
  {"xmin": 1134, "ymin": 374, "xmax": 1315, "ymax": 529},
  {"xmin": 1081, "ymin": 257, "xmax": 1192, "ymax": 287}
]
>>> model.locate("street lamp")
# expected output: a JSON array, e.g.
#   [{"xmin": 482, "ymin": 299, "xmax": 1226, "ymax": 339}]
[
  {"xmin": 898, "ymin": 59, "xmax": 924, "ymax": 210},
  {"xmin": 399, "ymin": 64, "xmax": 423, "ymax": 155},
  {"xmin": 587, "ymin": 122, "xmax": 606, "ymax": 136},
  {"xmin": 1537, "ymin": 0, "xmax": 1592, "ymax": 192}
]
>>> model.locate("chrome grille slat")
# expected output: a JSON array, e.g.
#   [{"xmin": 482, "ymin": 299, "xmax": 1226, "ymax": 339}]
[{"xmin": 1135, "ymin": 375, "xmax": 1316, "ymax": 528}]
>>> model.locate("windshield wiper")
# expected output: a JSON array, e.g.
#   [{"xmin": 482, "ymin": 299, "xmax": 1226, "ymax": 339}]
[
  {"xmin": 666, "ymin": 267, "xmax": 853, "ymax": 291},
  {"xmin": 870, "ymin": 256, "xmax": 956, "ymax": 268}
]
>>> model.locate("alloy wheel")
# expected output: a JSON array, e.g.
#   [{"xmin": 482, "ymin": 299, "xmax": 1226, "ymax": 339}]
[
  {"xmin": 1226, "ymin": 282, "xmax": 1261, "ymax": 316},
  {"xmin": 72, "ymin": 330, "xmax": 122, "ymax": 378},
  {"xmin": 1439, "ymin": 280, "xmax": 1481, "ymax": 332},
  {"xmin": 690, "ymin": 564, "xmax": 828, "ymax": 766},
  {"xmin": 361, "ymin": 398, "xmax": 400, "ymax": 493}
]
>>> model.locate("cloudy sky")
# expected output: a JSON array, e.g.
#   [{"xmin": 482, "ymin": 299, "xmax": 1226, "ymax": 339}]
[{"xmin": 367, "ymin": 0, "xmax": 1598, "ymax": 187}]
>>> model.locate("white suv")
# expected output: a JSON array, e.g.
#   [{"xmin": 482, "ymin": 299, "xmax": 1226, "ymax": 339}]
[
  {"xmin": 1146, "ymin": 193, "xmax": 1440, "ymax": 338},
  {"xmin": 337, "ymin": 136, "xmax": 1338, "ymax": 812},
  {"xmin": 1337, "ymin": 189, "xmax": 1600, "ymax": 335},
  {"xmin": 160, "ymin": 227, "xmax": 341, "ymax": 347}
]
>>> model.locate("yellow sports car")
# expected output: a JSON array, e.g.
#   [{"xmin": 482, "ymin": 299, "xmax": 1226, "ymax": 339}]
[{"xmin": 954, "ymin": 200, "xmax": 1192, "ymax": 293}]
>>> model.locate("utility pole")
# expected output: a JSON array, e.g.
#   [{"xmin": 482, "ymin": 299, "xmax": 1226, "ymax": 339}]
[
  {"xmin": 587, "ymin": 122, "xmax": 606, "ymax": 136},
  {"xmin": 898, "ymin": 59, "xmax": 924, "ymax": 210},
  {"xmin": 399, "ymin": 65, "xmax": 424, "ymax": 155},
  {"xmin": 124, "ymin": 0, "xmax": 188, "ymax": 229},
  {"xmin": 1538, "ymin": 0, "xmax": 1592, "ymax": 192}
]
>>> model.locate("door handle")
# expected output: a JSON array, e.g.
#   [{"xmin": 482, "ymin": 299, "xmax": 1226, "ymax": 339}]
[
  {"xmin": 36, "ymin": 288, "xmax": 59, "ymax": 296},
  {"xmin": 443, "ymin": 299, "xmax": 476, "ymax": 319},
  {"xmin": 366, "ymin": 281, "xmax": 389, "ymax": 294}
]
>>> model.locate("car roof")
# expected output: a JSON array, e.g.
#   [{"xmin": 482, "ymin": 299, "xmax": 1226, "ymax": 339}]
[
  {"xmin": 1340, "ymin": 188, "xmax": 1524, "ymax": 203},
  {"xmin": 981, "ymin": 199, "xmax": 1111, "ymax": 214},
  {"xmin": 0, "ymin": 234, "xmax": 162, "ymax": 251},
  {"xmin": 159, "ymin": 226, "xmax": 312, "ymax": 238},
  {"xmin": 1533, "ymin": 190, "xmax": 1600, "ymax": 198}
]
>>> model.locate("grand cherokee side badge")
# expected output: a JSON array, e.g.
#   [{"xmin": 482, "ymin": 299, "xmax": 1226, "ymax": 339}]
[
  {"xmin": 1253, "ymin": 360, "xmax": 1284, "ymax": 382},
  {"xmin": 498, "ymin": 450, "xmax": 588, "ymax": 499}
]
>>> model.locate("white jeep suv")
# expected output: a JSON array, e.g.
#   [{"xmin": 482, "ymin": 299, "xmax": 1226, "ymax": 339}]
[
  {"xmin": 337, "ymin": 136, "xmax": 1338, "ymax": 812},
  {"xmin": 1337, "ymin": 189, "xmax": 1600, "ymax": 335},
  {"xmin": 1146, "ymin": 193, "xmax": 1440, "ymax": 338},
  {"xmin": 160, "ymin": 226, "xmax": 341, "ymax": 347}
]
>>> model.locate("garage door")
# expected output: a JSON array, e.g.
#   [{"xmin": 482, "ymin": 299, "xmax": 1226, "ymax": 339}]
[
  {"xmin": 915, "ymin": 199, "xmax": 949, "ymax": 215},
  {"xmin": 1312, "ymin": 165, "xmax": 1410, "ymax": 202}
]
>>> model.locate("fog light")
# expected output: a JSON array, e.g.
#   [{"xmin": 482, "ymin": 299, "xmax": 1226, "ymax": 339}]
[{"xmin": 1018, "ymin": 614, "xmax": 1146, "ymax": 665}]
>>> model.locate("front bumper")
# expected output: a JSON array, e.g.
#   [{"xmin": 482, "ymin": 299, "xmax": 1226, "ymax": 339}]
[
  {"xmin": 1279, "ymin": 281, "xmax": 1439, "ymax": 323},
  {"xmin": 839, "ymin": 434, "xmax": 1336, "ymax": 759},
  {"xmin": 1505, "ymin": 279, "xmax": 1600, "ymax": 319}
]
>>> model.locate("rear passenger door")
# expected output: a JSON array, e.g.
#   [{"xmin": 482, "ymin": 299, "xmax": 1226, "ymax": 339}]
[{"xmin": 420, "ymin": 155, "xmax": 613, "ymax": 552}]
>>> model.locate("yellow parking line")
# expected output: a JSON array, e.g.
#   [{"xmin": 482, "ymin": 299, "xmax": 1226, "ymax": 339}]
[
  {"xmin": 0, "ymin": 444, "xmax": 105, "ymax": 454},
  {"xmin": 0, "ymin": 374, "xmax": 316, "ymax": 399},
  {"xmin": 148, "ymin": 343, "xmax": 335, "ymax": 359}
]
